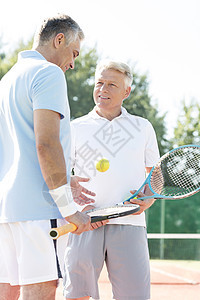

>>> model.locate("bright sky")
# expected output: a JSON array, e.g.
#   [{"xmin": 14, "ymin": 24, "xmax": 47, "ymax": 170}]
[{"xmin": 1, "ymin": 0, "xmax": 200, "ymax": 137}]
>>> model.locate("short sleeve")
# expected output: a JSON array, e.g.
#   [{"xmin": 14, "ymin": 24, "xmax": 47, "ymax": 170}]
[
  {"xmin": 31, "ymin": 64, "xmax": 68, "ymax": 119},
  {"xmin": 145, "ymin": 121, "xmax": 160, "ymax": 167}
]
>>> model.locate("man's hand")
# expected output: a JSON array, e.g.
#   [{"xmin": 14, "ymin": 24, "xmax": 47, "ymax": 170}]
[
  {"xmin": 70, "ymin": 176, "xmax": 96, "ymax": 205},
  {"xmin": 124, "ymin": 185, "xmax": 155, "ymax": 215},
  {"xmin": 82, "ymin": 205, "xmax": 109, "ymax": 230},
  {"xmin": 65, "ymin": 211, "xmax": 91, "ymax": 235}
]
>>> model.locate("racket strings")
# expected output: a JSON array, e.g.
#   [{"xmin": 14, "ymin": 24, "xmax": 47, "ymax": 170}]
[{"xmin": 150, "ymin": 146, "xmax": 200, "ymax": 197}]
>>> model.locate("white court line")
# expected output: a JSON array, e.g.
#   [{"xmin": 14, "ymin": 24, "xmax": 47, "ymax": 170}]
[
  {"xmin": 151, "ymin": 266, "xmax": 198, "ymax": 285},
  {"xmin": 148, "ymin": 234, "xmax": 200, "ymax": 239},
  {"xmin": 170, "ymin": 263, "xmax": 200, "ymax": 274}
]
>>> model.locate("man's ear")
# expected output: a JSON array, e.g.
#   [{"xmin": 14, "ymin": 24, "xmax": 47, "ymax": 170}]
[
  {"xmin": 54, "ymin": 33, "xmax": 65, "ymax": 48},
  {"xmin": 125, "ymin": 86, "xmax": 131, "ymax": 99}
]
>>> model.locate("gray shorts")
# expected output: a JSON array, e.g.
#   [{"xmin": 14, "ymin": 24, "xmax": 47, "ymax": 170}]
[{"xmin": 63, "ymin": 225, "xmax": 150, "ymax": 300}]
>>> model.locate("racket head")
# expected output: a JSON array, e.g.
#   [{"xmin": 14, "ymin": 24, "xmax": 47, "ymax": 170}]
[
  {"xmin": 149, "ymin": 145, "xmax": 200, "ymax": 199},
  {"xmin": 86, "ymin": 204, "xmax": 140, "ymax": 222}
]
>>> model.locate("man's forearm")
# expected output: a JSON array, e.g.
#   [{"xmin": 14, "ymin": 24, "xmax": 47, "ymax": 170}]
[
  {"xmin": 36, "ymin": 140, "xmax": 67, "ymax": 190},
  {"xmin": 33, "ymin": 109, "xmax": 77, "ymax": 217},
  {"xmin": 36, "ymin": 140, "xmax": 78, "ymax": 217}
]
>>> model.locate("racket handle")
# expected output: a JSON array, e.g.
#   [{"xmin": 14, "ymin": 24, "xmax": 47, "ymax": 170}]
[{"xmin": 49, "ymin": 223, "xmax": 77, "ymax": 239}]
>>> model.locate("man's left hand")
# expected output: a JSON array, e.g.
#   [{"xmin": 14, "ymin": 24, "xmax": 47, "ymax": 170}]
[{"xmin": 70, "ymin": 176, "xmax": 96, "ymax": 205}]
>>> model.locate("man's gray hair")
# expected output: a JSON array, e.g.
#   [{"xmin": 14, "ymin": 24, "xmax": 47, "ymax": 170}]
[
  {"xmin": 33, "ymin": 14, "xmax": 84, "ymax": 47},
  {"xmin": 95, "ymin": 60, "xmax": 133, "ymax": 88}
]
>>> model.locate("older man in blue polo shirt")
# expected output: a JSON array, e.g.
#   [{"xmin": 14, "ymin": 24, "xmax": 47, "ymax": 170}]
[{"xmin": 0, "ymin": 14, "xmax": 95, "ymax": 300}]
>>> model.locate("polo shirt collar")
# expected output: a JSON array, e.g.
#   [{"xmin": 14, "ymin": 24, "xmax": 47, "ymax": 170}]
[
  {"xmin": 89, "ymin": 106, "xmax": 129, "ymax": 120},
  {"xmin": 18, "ymin": 50, "xmax": 46, "ymax": 61}
]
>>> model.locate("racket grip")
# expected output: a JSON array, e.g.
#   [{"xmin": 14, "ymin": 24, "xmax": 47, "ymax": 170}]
[{"xmin": 49, "ymin": 223, "xmax": 77, "ymax": 239}]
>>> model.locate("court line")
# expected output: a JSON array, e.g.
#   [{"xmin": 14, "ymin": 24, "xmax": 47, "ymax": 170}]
[
  {"xmin": 170, "ymin": 263, "xmax": 200, "ymax": 274},
  {"xmin": 148, "ymin": 233, "xmax": 200, "ymax": 239},
  {"xmin": 151, "ymin": 266, "xmax": 199, "ymax": 285}
]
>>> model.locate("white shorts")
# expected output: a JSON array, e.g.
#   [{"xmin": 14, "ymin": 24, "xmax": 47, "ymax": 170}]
[
  {"xmin": 64, "ymin": 225, "xmax": 150, "ymax": 300},
  {"xmin": 0, "ymin": 219, "xmax": 68, "ymax": 286}
]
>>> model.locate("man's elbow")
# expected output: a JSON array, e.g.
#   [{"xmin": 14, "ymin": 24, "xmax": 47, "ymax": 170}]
[{"xmin": 36, "ymin": 141, "xmax": 53, "ymax": 160}]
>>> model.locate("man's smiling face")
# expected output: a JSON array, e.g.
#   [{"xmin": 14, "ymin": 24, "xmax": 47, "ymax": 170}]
[{"xmin": 93, "ymin": 69, "xmax": 130, "ymax": 113}]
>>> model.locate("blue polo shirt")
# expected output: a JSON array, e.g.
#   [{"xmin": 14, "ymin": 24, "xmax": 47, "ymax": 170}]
[{"xmin": 0, "ymin": 50, "xmax": 71, "ymax": 222}]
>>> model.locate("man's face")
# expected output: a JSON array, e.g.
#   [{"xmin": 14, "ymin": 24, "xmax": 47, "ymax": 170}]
[
  {"xmin": 55, "ymin": 38, "xmax": 80, "ymax": 72},
  {"xmin": 93, "ymin": 69, "xmax": 130, "ymax": 112}
]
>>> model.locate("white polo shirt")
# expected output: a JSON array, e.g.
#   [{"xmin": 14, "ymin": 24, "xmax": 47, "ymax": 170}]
[
  {"xmin": 0, "ymin": 50, "xmax": 71, "ymax": 222},
  {"xmin": 70, "ymin": 107, "xmax": 160, "ymax": 226}
]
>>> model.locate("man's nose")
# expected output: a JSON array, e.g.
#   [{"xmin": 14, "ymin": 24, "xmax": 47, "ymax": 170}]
[
  {"xmin": 69, "ymin": 62, "xmax": 74, "ymax": 69},
  {"xmin": 100, "ymin": 83, "xmax": 107, "ymax": 91}
]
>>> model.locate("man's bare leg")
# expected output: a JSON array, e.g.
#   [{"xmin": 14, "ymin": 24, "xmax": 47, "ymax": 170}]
[
  {"xmin": 21, "ymin": 280, "xmax": 57, "ymax": 300},
  {"xmin": 0, "ymin": 283, "xmax": 20, "ymax": 300}
]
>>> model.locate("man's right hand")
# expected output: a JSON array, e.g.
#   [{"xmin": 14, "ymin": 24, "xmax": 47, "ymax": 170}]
[
  {"xmin": 81, "ymin": 205, "xmax": 109, "ymax": 230},
  {"xmin": 65, "ymin": 211, "xmax": 91, "ymax": 235}
]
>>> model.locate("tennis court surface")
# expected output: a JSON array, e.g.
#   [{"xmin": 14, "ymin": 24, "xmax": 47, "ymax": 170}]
[
  {"xmin": 56, "ymin": 259, "xmax": 200, "ymax": 299},
  {"xmin": 56, "ymin": 232, "xmax": 200, "ymax": 299}
]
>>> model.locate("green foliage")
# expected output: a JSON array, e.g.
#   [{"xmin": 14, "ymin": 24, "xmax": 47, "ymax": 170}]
[
  {"xmin": 66, "ymin": 47, "xmax": 98, "ymax": 119},
  {"xmin": 123, "ymin": 72, "xmax": 169, "ymax": 155},
  {"xmin": 147, "ymin": 192, "xmax": 200, "ymax": 234},
  {"xmin": 0, "ymin": 38, "xmax": 33, "ymax": 80},
  {"xmin": 172, "ymin": 100, "xmax": 200, "ymax": 147}
]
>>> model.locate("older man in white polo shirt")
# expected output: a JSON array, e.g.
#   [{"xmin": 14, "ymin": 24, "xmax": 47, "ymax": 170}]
[{"xmin": 64, "ymin": 60, "xmax": 160, "ymax": 300}]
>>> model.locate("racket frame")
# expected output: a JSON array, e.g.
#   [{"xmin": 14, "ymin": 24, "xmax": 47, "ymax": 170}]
[
  {"xmin": 87, "ymin": 204, "xmax": 140, "ymax": 222},
  {"xmin": 124, "ymin": 144, "xmax": 200, "ymax": 202}
]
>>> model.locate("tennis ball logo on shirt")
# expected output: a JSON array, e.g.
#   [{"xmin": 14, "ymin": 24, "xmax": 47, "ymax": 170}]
[{"xmin": 96, "ymin": 158, "xmax": 110, "ymax": 172}]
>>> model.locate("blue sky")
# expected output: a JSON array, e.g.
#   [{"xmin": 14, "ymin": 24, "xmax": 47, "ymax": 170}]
[{"xmin": 1, "ymin": 0, "xmax": 200, "ymax": 137}]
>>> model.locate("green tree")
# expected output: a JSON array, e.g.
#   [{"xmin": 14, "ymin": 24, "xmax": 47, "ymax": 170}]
[
  {"xmin": 0, "ymin": 38, "xmax": 33, "ymax": 80},
  {"xmin": 172, "ymin": 100, "xmax": 200, "ymax": 147},
  {"xmin": 0, "ymin": 37, "xmax": 6, "ymax": 79},
  {"xmin": 147, "ymin": 193, "xmax": 200, "ymax": 234},
  {"xmin": 66, "ymin": 47, "xmax": 98, "ymax": 119},
  {"xmin": 123, "ymin": 72, "xmax": 168, "ymax": 155}
]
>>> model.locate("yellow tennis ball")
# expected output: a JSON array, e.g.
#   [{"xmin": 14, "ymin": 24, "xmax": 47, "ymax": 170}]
[{"xmin": 96, "ymin": 158, "xmax": 110, "ymax": 172}]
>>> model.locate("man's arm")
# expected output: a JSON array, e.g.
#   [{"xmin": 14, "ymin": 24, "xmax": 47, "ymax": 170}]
[
  {"xmin": 34, "ymin": 109, "xmax": 91, "ymax": 234},
  {"xmin": 34, "ymin": 109, "xmax": 66, "ymax": 189}
]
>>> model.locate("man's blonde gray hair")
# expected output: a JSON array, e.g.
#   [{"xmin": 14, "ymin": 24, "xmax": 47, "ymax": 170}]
[
  {"xmin": 95, "ymin": 60, "xmax": 133, "ymax": 88},
  {"xmin": 33, "ymin": 14, "xmax": 84, "ymax": 47}
]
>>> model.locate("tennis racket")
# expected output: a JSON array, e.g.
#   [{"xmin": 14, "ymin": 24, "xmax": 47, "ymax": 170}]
[
  {"xmin": 124, "ymin": 144, "xmax": 200, "ymax": 203},
  {"xmin": 49, "ymin": 204, "xmax": 140, "ymax": 239}
]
